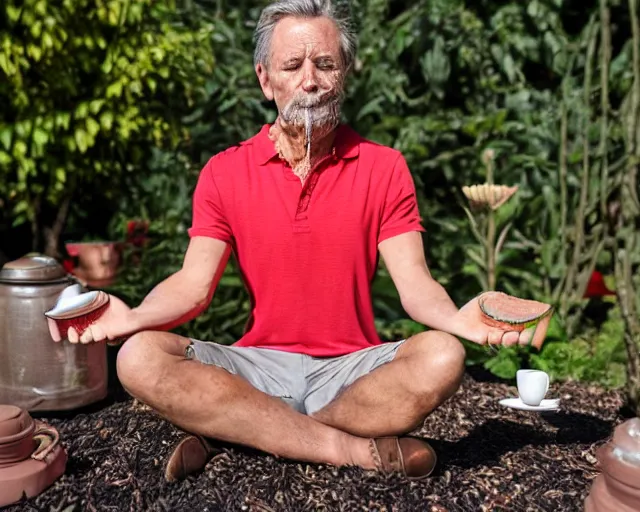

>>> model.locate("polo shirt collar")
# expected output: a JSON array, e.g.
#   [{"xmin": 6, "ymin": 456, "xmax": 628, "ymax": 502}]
[{"xmin": 254, "ymin": 123, "xmax": 360, "ymax": 166}]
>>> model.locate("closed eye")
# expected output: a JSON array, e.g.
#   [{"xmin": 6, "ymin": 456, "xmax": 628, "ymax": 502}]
[
  {"xmin": 282, "ymin": 59, "xmax": 302, "ymax": 71},
  {"xmin": 316, "ymin": 58, "xmax": 336, "ymax": 70}
]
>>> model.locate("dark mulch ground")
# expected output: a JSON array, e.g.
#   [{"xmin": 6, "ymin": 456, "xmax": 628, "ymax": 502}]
[{"xmin": 6, "ymin": 370, "xmax": 628, "ymax": 512}]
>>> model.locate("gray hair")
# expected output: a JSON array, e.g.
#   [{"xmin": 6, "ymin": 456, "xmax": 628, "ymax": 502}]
[{"xmin": 253, "ymin": 0, "xmax": 357, "ymax": 71}]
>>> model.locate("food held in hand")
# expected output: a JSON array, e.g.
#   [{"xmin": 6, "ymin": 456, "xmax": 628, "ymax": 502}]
[
  {"xmin": 44, "ymin": 288, "xmax": 110, "ymax": 337},
  {"xmin": 478, "ymin": 291, "xmax": 553, "ymax": 349}
]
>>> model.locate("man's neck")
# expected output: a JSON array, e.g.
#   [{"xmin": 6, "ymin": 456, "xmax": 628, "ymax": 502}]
[
  {"xmin": 269, "ymin": 119, "xmax": 338, "ymax": 179},
  {"xmin": 308, "ymin": 129, "xmax": 337, "ymax": 161}
]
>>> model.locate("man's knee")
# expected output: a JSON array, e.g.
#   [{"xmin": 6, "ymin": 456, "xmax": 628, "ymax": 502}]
[
  {"xmin": 116, "ymin": 331, "xmax": 175, "ymax": 398},
  {"xmin": 402, "ymin": 330, "xmax": 466, "ymax": 396}
]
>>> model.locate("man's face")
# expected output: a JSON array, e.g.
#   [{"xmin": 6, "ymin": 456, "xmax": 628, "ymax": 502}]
[{"xmin": 256, "ymin": 16, "xmax": 345, "ymax": 131}]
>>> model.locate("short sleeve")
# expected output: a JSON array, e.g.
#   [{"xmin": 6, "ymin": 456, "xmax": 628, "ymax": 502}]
[
  {"xmin": 188, "ymin": 159, "xmax": 233, "ymax": 244},
  {"xmin": 378, "ymin": 154, "xmax": 425, "ymax": 244}
]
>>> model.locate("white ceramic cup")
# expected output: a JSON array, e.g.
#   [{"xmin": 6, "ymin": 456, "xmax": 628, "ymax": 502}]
[{"xmin": 516, "ymin": 369, "xmax": 549, "ymax": 406}]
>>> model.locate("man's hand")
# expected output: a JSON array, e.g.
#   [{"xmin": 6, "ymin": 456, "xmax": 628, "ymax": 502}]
[
  {"xmin": 47, "ymin": 292, "xmax": 138, "ymax": 345},
  {"xmin": 453, "ymin": 295, "xmax": 535, "ymax": 346}
]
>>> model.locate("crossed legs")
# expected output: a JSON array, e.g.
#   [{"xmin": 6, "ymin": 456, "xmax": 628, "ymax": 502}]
[{"xmin": 115, "ymin": 330, "xmax": 465, "ymax": 470}]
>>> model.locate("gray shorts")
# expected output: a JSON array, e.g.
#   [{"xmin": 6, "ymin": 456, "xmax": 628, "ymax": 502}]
[{"xmin": 185, "ymin": 340, "xmax": 406, "ymax": 416}]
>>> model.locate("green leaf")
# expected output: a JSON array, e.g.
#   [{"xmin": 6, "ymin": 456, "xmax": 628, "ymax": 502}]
[
  {"xmin": 100, "ymin": 111, "xmax": 114, "ymax": 130},
  {"xmin": 27, "ymin": 44, "xmax": 43, "ymax": 61},
  {"xmin": 56, "ymin": 112, "xmax": 71, "ymax": 130},
  {"xmin": 6, "ymin": 6, "xmax": 21, "ymax": 23},
  {"xmin": 106, "ymin": 81, "xmax": 123, "ymax": 98},
  {"xmin": 86, "ymin": 118, "xmax": 100, "ymax": 137},
  {"xmin": 89, "ymin": 99, "xmax": 105, "ymax": 114},
  {"xmin": 484, "ymin": 349, "xmax": 521, "ymax": 379},
  {"xmin": 74, "ymin": 129, "xmax": 88, "ymax": 153},
  {"xmin": 0, "ymin": 53, "xmax": 12, "ymax": 75},
  {"xmin": 42, "ymin": 32, "xmax": 53, "ymax": 48},
  {"xmin": 503, "ymin": 54, "xmax": 516, "ymax": 82},
  {"xmin": 0, "ymin": 128, "xmax": 12, "ymax": 150},
  {"xmin": 12, "ymin": 213, "xmax": 28, "ymax": 227},
  {"xmin": 30, "ymin": 20, "xmax": 42, "ymax": 38},
  {"xmin": 33, "ymin": 128, "xmax": 48, "ymax": 147},
  {"xmin": 13, "ymin": 199, "xmax": 29, "ymax": 214},
  {"xmin": 75, "ymin": 103, "xmax": 88, "ymax": 119},
  {"xmin": 13, "ymin": 140, "xmax": 27, "ymax": 157}
]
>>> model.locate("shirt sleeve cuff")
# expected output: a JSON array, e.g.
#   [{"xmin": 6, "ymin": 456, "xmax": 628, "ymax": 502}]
[
  {"xmin": 187, "ymin": 227, "xmax": 233, "ymax": 244},
  {"xmin": 378, "ymin": 224, "xmax": 426, "ymax": 244}
]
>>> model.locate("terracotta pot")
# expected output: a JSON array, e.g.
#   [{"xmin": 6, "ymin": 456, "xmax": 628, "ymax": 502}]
[
  {"xmin": 585, "ymin": 418, "xmax": 640, "ymax": 512},
  {"xmin": 65, "ymin": 241, "xmax": 121, "ymax": 287},
  {"xmin": 0, "ymin": 405, "xmax": 67, "ymax": 507}
]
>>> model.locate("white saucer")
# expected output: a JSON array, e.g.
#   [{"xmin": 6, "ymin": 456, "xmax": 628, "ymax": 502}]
[{"xmin": 499, "ymin": 397, "xmax": 560, "ymax": 412}]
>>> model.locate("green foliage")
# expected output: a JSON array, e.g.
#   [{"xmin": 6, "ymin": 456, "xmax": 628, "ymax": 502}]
[
  {"xmin": 339, "ymin": 0, "xmax": 580, "ymax": 308},
  {"xmin": 0, "ymin": 0, "xmax": 213, "ymax": 253},
  {"xmin": 531, "ymin": 306, "xmax": 627, "ymax": 388}
]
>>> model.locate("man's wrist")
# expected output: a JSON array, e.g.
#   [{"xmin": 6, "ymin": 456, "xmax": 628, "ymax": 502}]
[{"xmin": 125, "ymin": 307, "xmax": 145, "ymax": 334}]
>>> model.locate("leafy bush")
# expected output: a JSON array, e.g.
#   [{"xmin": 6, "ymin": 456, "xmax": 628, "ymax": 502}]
[
  {"xmin": 0, "ymin": 0, "xmax": 214, "ymax": 255},
  {"xmin": 531, "ymin": 305, "xmax": 626, "ymax": 389}
]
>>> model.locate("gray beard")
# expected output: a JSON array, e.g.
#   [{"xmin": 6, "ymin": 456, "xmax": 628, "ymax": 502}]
[
  {"xmin": 280, "ymin": 92, "xmax": 343, "ymax": 136},
  {"xmin": 277, "ymin": 91, "xmax": 344, "ymax": 183}
]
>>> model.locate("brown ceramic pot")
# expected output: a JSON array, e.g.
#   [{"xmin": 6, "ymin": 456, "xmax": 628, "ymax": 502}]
[
  {"xmin": 0, "ymin": 405, "xmax": 67, "ymax": 507},
  {"xmin": 65, "ymin": 241, "xmax": 121, "ymax": 287},
  {"xmin": 585, "ymin": 418, "xmax": 640, "ymax": 512}
]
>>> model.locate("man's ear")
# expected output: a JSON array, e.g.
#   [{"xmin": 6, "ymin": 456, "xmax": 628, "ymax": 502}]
[{"xmin": 256, "ymin": 63, "xmax": 274, "ymax": 101}]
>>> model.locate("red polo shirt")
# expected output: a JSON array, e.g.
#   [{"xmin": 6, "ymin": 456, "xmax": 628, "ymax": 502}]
[{"xmin": 188, "ymin": 124, "xmax": 425, "ymax": 357}]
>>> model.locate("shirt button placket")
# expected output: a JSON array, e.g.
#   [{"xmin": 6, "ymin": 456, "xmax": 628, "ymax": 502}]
[{"xmin": 294, "ymin": 174, "xmax": 318, "ymax": 232}]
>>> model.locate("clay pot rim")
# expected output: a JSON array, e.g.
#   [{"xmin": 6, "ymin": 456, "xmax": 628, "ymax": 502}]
[
  {"xmin": 0, "ymin": 408, "xmax": 37, "ymax": 467},
  {"xmin": 596, "ymin": 444, "xmax": 640, "ymax": 488},
  {"xmin": 0, "ymin": 411, "xmax": 35, "ymax": 446}
]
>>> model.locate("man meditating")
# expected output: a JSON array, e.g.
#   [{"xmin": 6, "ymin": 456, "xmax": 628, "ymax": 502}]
[{"xmin": 48, "ymin": 0, "xmax": 537, "ymax": 480}]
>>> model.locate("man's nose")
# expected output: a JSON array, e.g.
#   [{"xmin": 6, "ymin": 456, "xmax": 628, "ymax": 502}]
[{"xmin": 301, "ymin": 61, "xmax": 319, "ymax": 93}]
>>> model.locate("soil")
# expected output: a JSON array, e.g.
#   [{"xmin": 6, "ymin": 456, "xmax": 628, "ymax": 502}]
[{"xmin": 4, "ymin": 372, "xmax": 629, "ymax": 512}]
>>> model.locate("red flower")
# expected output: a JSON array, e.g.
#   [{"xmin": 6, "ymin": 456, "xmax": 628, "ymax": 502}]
[
  {"xmin": 584, "ymin": 271, "xmax": 615, "ymax": 298},
  {"xmin": 62, "ymin": 259, "xmax": 75, "ymax": 273},
  {"xmin": 126, "ymin": 220, "xmax": 150, "ymax": 248}
]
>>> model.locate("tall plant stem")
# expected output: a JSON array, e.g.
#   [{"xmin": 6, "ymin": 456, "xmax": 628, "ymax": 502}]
[
  {"xmin": 562, "ymin": 18, "xmax": 598, "ymax": 319},
  {"xmin": 487, "ymin": 211, "xmax": 496, "ymax": 291},
  {"xmin": 599, "ymin": 0, "xmax": 611, "ymax": 220},
  {"xmin": 559, "ymin": 97, "xmax": 568, "ymax": 268},
  {"xmin": 553, "ymin": 40, "xmax": 581, "ymax": 304},
  {"xmin": 485, "ymin": 158, "xmax": 496, "ymax": 291}
]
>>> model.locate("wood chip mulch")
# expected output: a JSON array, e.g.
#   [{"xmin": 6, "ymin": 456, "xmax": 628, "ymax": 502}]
[{"xmin": 5, "ymin": 372, "xmax": 628, "ymax": 512}]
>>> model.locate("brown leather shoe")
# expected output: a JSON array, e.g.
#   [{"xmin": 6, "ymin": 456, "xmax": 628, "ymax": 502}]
[
  {"xmin": 369, "ymin": 437, "xmax": 437, "ymax": 480},
  {"xmin": 165, "ymin": 435, "xmax": 220, "ymax": 482}
]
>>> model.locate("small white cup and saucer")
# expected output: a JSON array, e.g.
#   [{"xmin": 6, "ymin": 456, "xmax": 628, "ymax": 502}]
[{"xmin": 499, "ymin": 369, "xmax": 560, "ymax": 412}]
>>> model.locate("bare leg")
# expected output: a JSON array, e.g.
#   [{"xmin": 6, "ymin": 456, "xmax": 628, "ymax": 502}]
[
  {"xmin": 311, "ymin": 331, "xmax": 466, "ymax": 437},
  {"xmin": 116, "ymin": 332, "xmax": 375, "ymax": 469}
]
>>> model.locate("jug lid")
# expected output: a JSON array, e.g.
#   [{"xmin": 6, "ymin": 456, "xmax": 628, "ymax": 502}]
[
  {"xmin": 0, "ymin": 253, "xmax": 67, "ymax": 283},
  {"xmin": 0, "ymin": 405, "xmax": 33, "ymax": 439}
]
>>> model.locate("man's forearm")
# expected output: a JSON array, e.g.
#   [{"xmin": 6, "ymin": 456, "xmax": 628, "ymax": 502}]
[
  {"xmin": 400, "ymin": 272, "xmax": 464, "ymax": 336},
  {"xmin": 129, "ymin": 270, "xmax": 213, "ymax": 333}
]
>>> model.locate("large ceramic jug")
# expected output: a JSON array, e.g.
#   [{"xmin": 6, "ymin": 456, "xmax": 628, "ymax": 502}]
[
  {"xmin": 584, "ymin": 417, "xmax": 640, "ymax": 511},
  {"xmin": 0, "ymin": 254, "xmax": 107, "ymax": 411}
]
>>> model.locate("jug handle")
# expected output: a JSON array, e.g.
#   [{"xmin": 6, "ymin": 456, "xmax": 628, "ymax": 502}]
[
  {"xmin": 31, "ymin": 421, "xmax": 61, "ymax": 461},
  {"xmin": 67, "ymin": 272, "xmax": 88, "ymax": 289}
]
